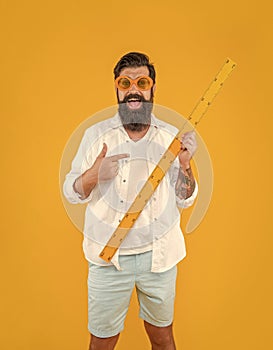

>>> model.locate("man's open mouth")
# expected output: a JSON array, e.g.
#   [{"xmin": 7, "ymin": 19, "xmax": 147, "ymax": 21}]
[{"xmin": 126, "ymin": 96, "xmax": 142, "ymax": 110}]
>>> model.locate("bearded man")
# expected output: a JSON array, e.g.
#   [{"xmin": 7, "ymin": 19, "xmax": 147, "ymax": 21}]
[{"xmin": 63, "ymin": 52, "xmax": 198, "ymax": 350}]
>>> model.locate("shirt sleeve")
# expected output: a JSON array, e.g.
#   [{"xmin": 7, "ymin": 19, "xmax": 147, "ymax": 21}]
[{"xmin": 63, "ymin": 130, "xmax": 95, "ymax": 204}]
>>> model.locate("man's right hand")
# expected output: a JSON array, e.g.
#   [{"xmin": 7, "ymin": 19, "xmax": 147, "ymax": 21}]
[
  {"xmin": 93, "ymin": 143, "xmax": 130, "ymax": 182},
  {"xmin": 73, "ymin": 143, "xmax": 129, "ymax": 199}
]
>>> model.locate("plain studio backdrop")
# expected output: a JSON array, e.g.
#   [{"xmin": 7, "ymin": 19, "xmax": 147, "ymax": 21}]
[{"xmin": 1, "ymin": 1, "xmax": 272, "ymax": 349}]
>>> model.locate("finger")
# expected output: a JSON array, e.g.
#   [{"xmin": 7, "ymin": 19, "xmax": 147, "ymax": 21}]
[
  {"xmin": 182, "ymin": 142, "xmax": 196, "ymax": 156},
  {"xmin": 182, "ymin": 135, "xmax": 194, "ymax": 144},
  {"xmin": 97, "ymin": 143, "xmax": 107, "ymax": 158},
  {"xmin": 182, "ymin": 135, "xmax": 196, "ymax": 147},
  {"xmin": 183, "ymin": 139, "xmax": 194, "ymax": 148},
  {"xmin": 182, "ymin": 131, "xmax": 196, "ymax": 142},
  {"xmin": 109, "ymin": 153, "xmax": 130, "ymax": 162},
  {"xmin": 182, "ymin": 130, "xmax": 196, "ymax": 138}
]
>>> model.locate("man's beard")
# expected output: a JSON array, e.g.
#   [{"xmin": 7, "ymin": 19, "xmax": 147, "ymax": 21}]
[{"xmin": 118, "ymin": 93, "xmax": 153, "ymax": 132}]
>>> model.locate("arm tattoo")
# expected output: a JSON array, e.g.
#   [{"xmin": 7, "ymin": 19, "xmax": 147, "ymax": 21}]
[{"xmin": 175, "ymin": 167, "xmax": 196, "ymax": 200}]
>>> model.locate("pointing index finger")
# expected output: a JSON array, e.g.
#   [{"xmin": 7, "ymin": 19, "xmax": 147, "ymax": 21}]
[{"xmin": 109, "ymin": 153, "xmax": 130, "ymax": 162}]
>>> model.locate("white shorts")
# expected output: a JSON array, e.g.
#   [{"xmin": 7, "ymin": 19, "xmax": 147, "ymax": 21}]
[{"xmin": 87, "ymin": 251, "xmax": 177, "ymax": 338}]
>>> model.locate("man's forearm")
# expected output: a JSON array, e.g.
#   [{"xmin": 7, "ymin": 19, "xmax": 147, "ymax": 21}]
[
  {"xmin": 175, "ymin": 166, "xmax": 196, "ymax": 200},
  {"xmin": 73, "ymin": 168, "xmax": 98, "ymax": 200}
]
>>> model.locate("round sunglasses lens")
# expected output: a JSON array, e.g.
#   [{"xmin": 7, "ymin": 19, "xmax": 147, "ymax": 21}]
[
  {"xmin": 137, "ymin": 77, "xmax": 151, "ymax": 90},
  {"xmin": 118, "ymin": 78, "xmax": 131, "ymax": 89}
]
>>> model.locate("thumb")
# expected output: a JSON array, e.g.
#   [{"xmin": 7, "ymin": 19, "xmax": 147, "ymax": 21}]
[{"xmin": 97, "ymin": 143, "xmax": 107, "ymax": 158}]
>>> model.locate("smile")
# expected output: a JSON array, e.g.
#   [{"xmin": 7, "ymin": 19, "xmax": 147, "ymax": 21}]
[{"xmin": 127, "ymin": 97, "xmax": 142, "ymax": 110}]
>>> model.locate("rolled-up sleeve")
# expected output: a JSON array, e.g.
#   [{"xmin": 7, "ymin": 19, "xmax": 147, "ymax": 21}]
[{"xmin": 63, "ymin": 130, "xmax": 94, "ymax": 204}]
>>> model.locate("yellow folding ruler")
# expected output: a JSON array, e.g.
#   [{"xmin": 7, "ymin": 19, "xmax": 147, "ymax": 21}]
[{"xmin": 99, "ymin": 58, "xmax": 236, "ymax": 262}]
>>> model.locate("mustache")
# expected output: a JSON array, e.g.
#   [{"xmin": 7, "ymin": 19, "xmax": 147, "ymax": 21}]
[{"xmin": 119, "ymin": 93, "xmax": 146, "ymax": 104}]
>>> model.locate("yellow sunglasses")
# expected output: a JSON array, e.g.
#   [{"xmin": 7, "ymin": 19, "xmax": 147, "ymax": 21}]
[{"xmin": 115, "ymin": 76, "xmax": 154, "ymax": 91}]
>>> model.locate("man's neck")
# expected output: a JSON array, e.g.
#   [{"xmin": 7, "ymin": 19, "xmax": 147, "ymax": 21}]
[{"xmin": 124, "ymin": 125, "xmax": 150, "ymax": 141}]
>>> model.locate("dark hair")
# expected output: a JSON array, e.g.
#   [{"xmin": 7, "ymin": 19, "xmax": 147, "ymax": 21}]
[{"xmin": 113, "ymin": 52, "xmax": 156, "ymax": 83}]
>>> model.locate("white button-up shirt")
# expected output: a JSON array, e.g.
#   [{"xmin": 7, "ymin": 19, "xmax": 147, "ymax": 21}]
[{"xmin": 63, "ymin": 113, "xmax": 198, "ymax": 272}]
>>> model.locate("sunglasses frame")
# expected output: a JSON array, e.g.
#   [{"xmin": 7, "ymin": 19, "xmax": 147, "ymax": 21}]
[{"xmin": 115, "ymin": 75, "xmax": 154, "ymax": 91}]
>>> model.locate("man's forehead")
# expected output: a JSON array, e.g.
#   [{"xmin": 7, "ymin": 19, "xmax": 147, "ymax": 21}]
[{"xmin": 119, "ymin": 66, "xmax": 149, "ymax": 78}]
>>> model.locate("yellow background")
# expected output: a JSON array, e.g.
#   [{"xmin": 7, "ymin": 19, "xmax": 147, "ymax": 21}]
[{"xmin": 1, "ymin": 0, "xmax": 272, "ymax": 349}]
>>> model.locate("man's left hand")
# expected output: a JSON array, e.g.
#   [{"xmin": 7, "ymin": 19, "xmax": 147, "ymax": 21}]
[{"xmin": 178, "ymin": 131, "xmax": 197, "ymax": 170}]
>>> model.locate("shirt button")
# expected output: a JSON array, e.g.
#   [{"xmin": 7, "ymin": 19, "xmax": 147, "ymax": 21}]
[
  {"xmin": 120, "ymin": 200, "xmax": 124, "ymax": 203},
  {"xmin": 154, "ymin": 218, "xmax": 157, "ymax": 221},
  {"xmin": 123, "ymin": 179, "xmax": 126, "ymax": 183}
]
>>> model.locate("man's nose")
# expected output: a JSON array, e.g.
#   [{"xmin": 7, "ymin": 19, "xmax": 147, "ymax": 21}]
[{"xmin": 128, "ymin": 82, "xmax": 139, "ymax": 92}]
